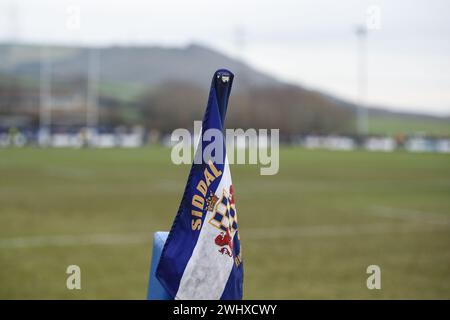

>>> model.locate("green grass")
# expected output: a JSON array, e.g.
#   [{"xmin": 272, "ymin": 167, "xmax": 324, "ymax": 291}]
[
  {"xmin": 0, "ymin": 147, "xmax": 449, "ymax": 299},
  {"xmin": 369, "ymin": 115, "xmax": 450, "ymax": 136}
]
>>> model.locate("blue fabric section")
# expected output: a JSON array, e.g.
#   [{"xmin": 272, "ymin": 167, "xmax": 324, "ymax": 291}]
[
  {"xmin": 220, "ymin": 267, "xmax": 243, "ymax": 299},
  {"xmin": 156, "ymin": 69, "xmax": 243, "ymax": 299},
  {"xmin": 147, "ymin": 232, "xmax": 171, "ymax": 300}
]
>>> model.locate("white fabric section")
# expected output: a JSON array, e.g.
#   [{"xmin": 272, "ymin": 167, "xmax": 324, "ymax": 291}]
[{"xmin": 176, "ymin": 156, "xmax": 235, "ymax": 300}]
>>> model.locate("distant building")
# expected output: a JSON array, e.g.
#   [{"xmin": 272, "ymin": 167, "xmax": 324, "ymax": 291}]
[
  {"xmin": 405, "ymin": 137, "xmax": 450, "ymax": 153},
  {"xmin": 303, "ymin": 135, "xmax": 356, "ymax": 151},
  {"xmin": 365, "ymin": 137, "xmax": 396, "ymax": 152}
]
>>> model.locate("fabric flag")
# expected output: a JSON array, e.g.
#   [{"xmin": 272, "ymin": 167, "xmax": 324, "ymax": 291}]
[{"xmin": 156, "ymin": 69, "xmax": 243, "ymax": 300}]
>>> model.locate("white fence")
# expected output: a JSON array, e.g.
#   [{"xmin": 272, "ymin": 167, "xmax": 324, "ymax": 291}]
[
  {"xmin": 1, "ymin": 128, "xmax": 145, "ymax": 148},
  {"xmin": 1, "ymin": 130, "xmax": 450, "ymax": 154},
  {"xmin": 301, "ymin": 135, "xmax": 449, "ymax": 153}
]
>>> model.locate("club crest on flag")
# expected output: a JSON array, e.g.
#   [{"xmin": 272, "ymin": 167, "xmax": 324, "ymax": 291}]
[{"xmin": 208, "ymin": 186, "xmax": 238, "ymax": 258}]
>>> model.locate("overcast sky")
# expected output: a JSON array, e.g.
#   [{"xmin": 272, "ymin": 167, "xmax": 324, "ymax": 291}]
[{"xmin": 0, "ymin": 0, "xmax": 449, "ymax": 115}]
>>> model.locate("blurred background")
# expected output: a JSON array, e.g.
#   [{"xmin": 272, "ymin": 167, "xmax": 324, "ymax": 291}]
[{"xmin": 0, "ymin": 0, "xmax": 449, "ymax": 299}]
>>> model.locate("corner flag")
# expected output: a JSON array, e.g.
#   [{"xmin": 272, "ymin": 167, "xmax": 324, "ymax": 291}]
[{"xmin": 156, "ymin": 69, "xmax": 243, "ymax": 300}]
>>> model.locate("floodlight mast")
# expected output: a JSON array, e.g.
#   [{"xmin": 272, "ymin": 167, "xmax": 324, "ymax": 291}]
[
  {"xmin": 356, "ymin": 25, "xmax": 369, "ymax": 136},
  {"xmin": 39, "ymin": 47, "xmax": 52, "ymax": 135},
  {"xmin": 87, "ymin": 47, "xmax": 100, "ymax": 144}
]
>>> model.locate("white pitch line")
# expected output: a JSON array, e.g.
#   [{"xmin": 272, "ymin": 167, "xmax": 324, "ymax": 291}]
[
  {"xmin": 0, "ymin": 233, "xmax": 151, "ymax": 249},
  {"xmin": 0, "ymin": 222, "xmax": 447, "ymax": 249},
  {"xmin": 369, "ymin": 206, "xmax": 450, "ymax": 226},
  {"xmin": 244, "ymin": 222, "xmax": 446, "ymax": 240}
]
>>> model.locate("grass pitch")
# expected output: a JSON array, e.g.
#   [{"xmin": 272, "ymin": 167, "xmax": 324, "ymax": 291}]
[{"xmin": 0, "ymin": 147, "xmax": 449, "ymax": 299}]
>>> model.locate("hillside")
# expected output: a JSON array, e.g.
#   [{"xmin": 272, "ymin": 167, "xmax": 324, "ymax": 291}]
[
  {"xmin": 0, "ymin": 42, "xmax": 448, "ymax": 136},
  {"xmin": 0, "ymin": 43, "xmax": 281, "ymax": 91}
]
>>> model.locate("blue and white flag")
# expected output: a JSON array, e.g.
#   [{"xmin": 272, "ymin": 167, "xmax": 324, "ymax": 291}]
[{"xmin": 156, "ymin": 69, "xmax": 243, "ymax": 300}]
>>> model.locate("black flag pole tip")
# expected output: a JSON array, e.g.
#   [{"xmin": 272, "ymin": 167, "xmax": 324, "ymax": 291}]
[{"xmin": 215, "ymin": 69, "xmax": 234, "ymax": 84}]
